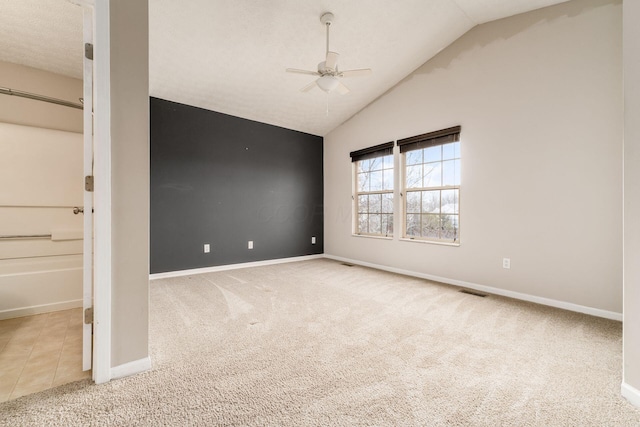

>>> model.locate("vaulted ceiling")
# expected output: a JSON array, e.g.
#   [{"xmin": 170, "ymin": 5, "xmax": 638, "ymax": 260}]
[{"xmin": 1, "ymin": 0, "xmax": 569, "ymax": 136}]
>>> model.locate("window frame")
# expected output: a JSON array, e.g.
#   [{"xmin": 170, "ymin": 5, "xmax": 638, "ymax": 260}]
[
  {"xmin": 398, "ymin": 127, "xmax": 461, "ymax": 245},
  {"xmin": 350, "ymin": 142, "xmax": 395, "ymax": 239}
]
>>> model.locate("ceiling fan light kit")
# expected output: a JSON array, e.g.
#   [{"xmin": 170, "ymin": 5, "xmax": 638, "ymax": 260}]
[
  {"xmin": 317, "ymin": 75, "xmax": 340, "ymax": 92},
  {"xmin": 286, "ymin": 12, "xmax": 372, "ymax": 95}
]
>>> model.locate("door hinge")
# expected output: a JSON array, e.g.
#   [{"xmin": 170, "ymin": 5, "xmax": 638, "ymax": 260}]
[
  {"xmin": 84, "ymin": 307, "xmax": 94, "ymax": 324},
  {"xmin": 85, "ymin": 175, "xmax": 94, "ymax": 192},
  {"xmin": 85, "ymin": 43, "xmax": 93, "ymax": 60}
]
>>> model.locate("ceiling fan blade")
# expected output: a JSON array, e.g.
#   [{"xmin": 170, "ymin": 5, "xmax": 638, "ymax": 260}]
[
  {"xmin": 300, "ymin": 80, "xmax": 318, "ymax": 92},
  {"xmin": 325, "ymin": 51, "xmax": 339, "ymax": 70},
  {"xmin": 336, "ymin": 81, "xmax": 350, "ymax": 95},
  {"xmin": 339, "ymin": 68, "xmax": 372, "ymax": 78},
  {"xmin": 286, "ymin": 68, "xmax": 320, "ymax": 76}
]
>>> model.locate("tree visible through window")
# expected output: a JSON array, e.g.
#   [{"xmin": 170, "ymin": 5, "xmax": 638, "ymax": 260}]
[
  {"xmin": 350, "ymin": 142, "xmax": 394, "ymax": 237},
  {"xmin": 399, "ymin": 127, "xmax": 461, "ymax": 243}
]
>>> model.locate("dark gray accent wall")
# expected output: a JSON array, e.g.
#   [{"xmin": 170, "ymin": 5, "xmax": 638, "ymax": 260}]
[{"xmin": 150, "ymin": 97, "xmax": 323, "ymax": 274}]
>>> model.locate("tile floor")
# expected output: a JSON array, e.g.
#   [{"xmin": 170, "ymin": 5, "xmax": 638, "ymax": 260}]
[{"xmin": 0, "ymin": 308, "xmax": 91, "ymax": 402}]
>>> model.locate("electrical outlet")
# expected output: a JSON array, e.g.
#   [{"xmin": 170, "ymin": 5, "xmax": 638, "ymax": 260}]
[
  {"xmin": 311, "ymin": 236, "xmax": 316, "ymax": 244},
  {"xmin": 248, "ymin": 241, "xmax": 254, "ymax": 249},
  {"xmin": 204, "ymin": 244, "xmax": 210, "ymax": 253},
  {"xmin": 503, "ymin": 258, "xmax": 511, "ymax": 269}
]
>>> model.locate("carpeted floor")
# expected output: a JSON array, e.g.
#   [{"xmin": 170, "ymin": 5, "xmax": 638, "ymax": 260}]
[{"xmin": 1, "ymin": 258, "xmax": 639, "ymax": 426}]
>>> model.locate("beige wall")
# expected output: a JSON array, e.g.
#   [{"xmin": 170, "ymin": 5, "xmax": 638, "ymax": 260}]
[
  {"xmin": 324, "ymin": 0, "xmax": 623, "ymax": 313},
  {"xmin": 623, "ymin": 0, "xmax": 640, "ymax": 403},
  {"xmin": 109, "ymin": 0, "xmax": 150, "ymax": 368},
  {"xmin": 0, "ymin": 61, "xmax": 82, "ymax": 133}
]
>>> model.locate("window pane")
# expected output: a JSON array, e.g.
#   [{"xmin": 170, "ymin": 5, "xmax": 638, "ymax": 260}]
[
  {"xmin": 370, "ymin": 157, "xmax": 383, "ymax": 171},
  {"xmin": 454, "ymin": 142, "xmax": 461, "ymax": 159},
  {"xmin": 369, "ymin": 170, "xmax": 383, "ymax": 191},
  {"xmin": 369, "ymin": 214, "xmax": 381, "ymax": 234},
  {"xmin": 425, "ymin": 146, "xmax": 441, "ymax": 163},
  {"xmin": 382, "ymin": 193, "xmax": 394, "ymax": 213},
  {"xmin": 406, "ymin": 214, "xmax": 420, "ymax": 237},
  {"xmin": 454, "ymin": 159, "xmax": 461, "ymax": 185},
  {"xmin": 406, "ymin": 150, "xmax": 422, "ymax": 165},
  {"xmin": 382, "ymin": 214, "xmax": 393, "ymax": 235},
  {"xmin": 358, "ymin": 159, "xmax": 370, "ymax": 173},
  {"xmin": 358, "ymin": 213, "xmax": 368, "ymax": 233},
  {"xmin": 369, "ymin": 194, "xmax": 382, "ymax": 213},
  {"xmin": 421, "ymin": 214, "xmax": 441, "ymax": 239},
  {"xmin": 382, "ymin": 169, "xmax": 393, "ymax": 191},
  {"xmin": 441, "ymin": 189, "xmax": 459, "ymax": 214},
  {"xmin": 406, "ymin": 191, "xmax": 421, "ymax": 213},
  {"xmin": 357, "ymin": 173, "xmax": 368, "ymax": 192},
  {"xmin": 355, "ymin": 150, "xmax": 395, "ymax": 237},
  {"xmin": 442, "ymin": 143, "xmax": 456, "ymax": 160},
  {"xmin": 442, "ymin": 215, "xmax": 459, "ymax": 241},
  {"xmin": 358, "ymin": 195, "xmax": 368, "ymax": 213},
  {"xmin": 442, "ymin": 160, "xmax": 458, "ymax": 186},
  {"xmin": 422, "ymin": 190, "xmax": 440, "ymax": 214},
  {"xmin": 406, "ymin": 165, "xmax": 422, "ymax": 188},
  {"xmin": 423, "ymin": 162, "xmax": 442, "ymax": 187},
  {"xmin": 383, "ymin": 154, "xmax": 394, "ymax": 169}
]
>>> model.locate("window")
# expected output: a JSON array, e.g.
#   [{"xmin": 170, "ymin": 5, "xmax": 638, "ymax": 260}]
[
  {"xmin": 399, "ymin": 126, "xmax": 461, "ymax": 243},
  {"xmin": 350, "ymin": 142, "xmax": 394, "ymax": 237}
]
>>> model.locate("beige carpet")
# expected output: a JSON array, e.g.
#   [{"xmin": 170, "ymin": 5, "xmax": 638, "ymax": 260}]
[{"xmin": 1, "ymin": 258, "xmax": 639, "ymax": 426}]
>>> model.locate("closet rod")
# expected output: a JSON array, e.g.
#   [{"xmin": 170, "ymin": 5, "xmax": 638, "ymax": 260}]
[{"xmin": 0, "ymin": 86, "xmax": 82, "ymax": 110}]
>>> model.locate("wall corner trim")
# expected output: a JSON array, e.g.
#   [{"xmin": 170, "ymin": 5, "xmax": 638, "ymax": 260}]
[
  {"xmin": 110, "ymin": 356, "xmax": 152, "ymax": 380},
  {"xmin": 149, "ymin": 254, "xmax": 324, "ymax": 280},
  {"xmin": 622, "ymin": 382, "xmax": 640, "ymax": 409},
  {"xmin": 323, "ymin": 254, "xmax": 623, "ymax": 321}
]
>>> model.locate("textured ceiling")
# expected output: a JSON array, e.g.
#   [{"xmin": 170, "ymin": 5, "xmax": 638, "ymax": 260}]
[
  {"xmin": 0, "ymin": 0, "xmax": 83, "ymax": 79},
  {"xmin": 0, "ymin": 0, "xmax": 569, "ymax": 136}
]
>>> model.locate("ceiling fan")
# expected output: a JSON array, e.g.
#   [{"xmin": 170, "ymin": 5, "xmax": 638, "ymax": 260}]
[{"xmin": 286, "ymin": 12, "xmax": 372, "ymax": 95}]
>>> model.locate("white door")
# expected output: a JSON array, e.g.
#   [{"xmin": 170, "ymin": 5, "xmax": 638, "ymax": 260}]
[{"xmin": 81, "ymin": 5, "xmax": 94, "ymax": 372}]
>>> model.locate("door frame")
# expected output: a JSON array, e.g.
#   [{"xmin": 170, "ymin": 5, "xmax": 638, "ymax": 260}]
[
  {"xmin": 93, "ymin": 0, "xmax": 112, "ymax": 385},
  {"xmin": 81, "ymin": 4, "xmax": 93, "ymax": 373},
  {"xmin": 72, "ymin": 0, "xmax": 112, "ymax": 384}
]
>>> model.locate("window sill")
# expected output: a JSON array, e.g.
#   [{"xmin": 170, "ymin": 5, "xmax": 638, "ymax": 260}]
[
  {"xmin": 352, "ymin": 234, "xmax": 393, "ymax": 241},
  {"xmin": 399, "ymin": 238, "xmax": 460, "ymax": 247}
]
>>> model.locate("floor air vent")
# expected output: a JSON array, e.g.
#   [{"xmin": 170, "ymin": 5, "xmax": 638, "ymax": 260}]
[
  {"xmin": 459, "ymin": 289, "xmax": 488, "ymax": 297},
  {"xmin": 341, "ymin": 263, "xmax": 354, "ymax": 267}
]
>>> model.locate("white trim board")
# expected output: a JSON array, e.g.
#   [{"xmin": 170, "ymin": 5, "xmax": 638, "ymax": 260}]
[
  {"xmin": 111, "ymin": 356, "xmax": 152, "ymax": 380},
  {"xmin": 622, "ymin": 382, "xmax": 640, "ymax": 409},
  {"xmin": 0, "ymin": 299, "xmax": 82, "ymax": 321},
  {"xmin": 324, "ymin": 254, "xmax": 623, "ymax": 321},
  {"xmin": 149, "ymin": 254, "xmax": 324, "ymax": 280}
]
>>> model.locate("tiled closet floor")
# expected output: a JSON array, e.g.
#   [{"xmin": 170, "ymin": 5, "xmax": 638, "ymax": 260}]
[{"xmin": 0, "ymin": 308, "xmax": 91, "ymax": 402}]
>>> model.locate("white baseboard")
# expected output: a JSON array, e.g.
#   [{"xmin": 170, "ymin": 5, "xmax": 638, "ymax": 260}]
[
  {"xmin": 0, "ymin": 299, "xmax": 83, "ymax": 320},
  {"xmin": 622, "ymin": 382, "xmax": 640, "ymax": 408},
  {"xmin": 111, "ymin": 356, "xmax": 152, "ymax": 380},
  {"xmin": 149, "ymin": 254, "xmax": 324, "ymax": 280},
  {"xmin": 324, "ymin": 254, "xmax": 622, "ymax": 321}
]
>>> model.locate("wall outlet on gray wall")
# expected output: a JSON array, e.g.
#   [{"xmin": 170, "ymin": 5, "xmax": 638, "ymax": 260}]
[
  {"xmin": 248, "ymin": 241, "xmax": 254, "ymax": 249},
  {"xmin": 204, "ymin": 244, "xmax": 210, "ymax": 253}
]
